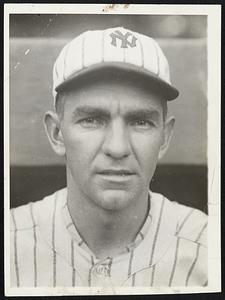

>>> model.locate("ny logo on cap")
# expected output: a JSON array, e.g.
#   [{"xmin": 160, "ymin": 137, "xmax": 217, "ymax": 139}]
[{"xmin": 110, "ymin": 30, "xmax": 137, "ymax": 48}]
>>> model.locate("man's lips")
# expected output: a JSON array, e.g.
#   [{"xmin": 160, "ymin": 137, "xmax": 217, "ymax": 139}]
[{"xmin": 97, "ymin": 169, "xmax": 135, "ymax": 176}]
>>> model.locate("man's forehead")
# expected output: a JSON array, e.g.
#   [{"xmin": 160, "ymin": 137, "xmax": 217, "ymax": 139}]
[{"xmin": 71, "ymin": 102, "xmax": 162, "ymax": 119}]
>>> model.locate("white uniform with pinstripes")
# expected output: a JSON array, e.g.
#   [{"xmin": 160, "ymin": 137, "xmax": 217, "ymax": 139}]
[{"xmin": 10, "ymin": 188, "xmax": 207, "ymax": 287}]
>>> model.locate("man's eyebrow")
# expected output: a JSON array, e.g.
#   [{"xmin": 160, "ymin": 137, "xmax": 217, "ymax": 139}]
[
  {"xmin": 124, "ymin": 109, "xmax": 160, "ymax": 121},
  {"xmin": 72, "ymin": 106, "xmax": 161, "ymax": 121},
  {"xmin": 73, "ymin": 106, "xmax": 111, "ymax": 118}
]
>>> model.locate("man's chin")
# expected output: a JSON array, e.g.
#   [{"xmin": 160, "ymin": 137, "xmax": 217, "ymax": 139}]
[{"xmin": 95, "ymin": 190, "xmax": 134, "ymax": 211}]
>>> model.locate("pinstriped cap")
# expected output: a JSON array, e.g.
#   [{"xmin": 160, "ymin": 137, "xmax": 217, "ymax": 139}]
[{"xmin": 53, "ymin": 27, "xmax": 179, "ymax": 102}]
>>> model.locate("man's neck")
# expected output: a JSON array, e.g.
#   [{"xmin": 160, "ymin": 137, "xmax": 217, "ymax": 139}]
[{"xmin": 67, "ymin": 183, "xmax": 149, "ymax": 259}]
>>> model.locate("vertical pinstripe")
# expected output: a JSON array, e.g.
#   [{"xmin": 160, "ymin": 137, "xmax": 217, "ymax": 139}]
[
  {"xmin": 62, "ymin": 201, "xmax": 67, "ymax": 210},
  {"xmin": 52, "ymin": 195, "xmax": 57, "ymax": 287},
  {"xmin": 203, "ymin": 280, "xmax": 208, "ymax": 286},
  {"xmin": 81, "ymin": 34, "xmax": 85, "ymax": 68},
  {"xmin": 185, "ymin": 243, "xmax": 201, "ymax": 286},
  {"xmin": 11, "ymin": 209, "xmax": 20, "ymax": 287},
  {"xmin": 139, "ymin": 232, "xmax": 144, "ymax": 240},
  {"xmin": 139, "ymin": 39, "xmax": 144, "ymax": 68},
  {"xmin": 54, "ymin": 64, "xmax": 59, "ymax": 79},
  {"xmin": 71, "ymin": 240, "xmax": 76, "ymax": 286},
  {"xmin": 150, "ymin": 265, "xmax": 156, "ymax": 286},
  {"xmin": 154, "ymin": 43, "xmax": 160, "ymax": 76},
  {"xmin": 169, "ymin": 237, "xmax": 180, "ymax": 286},
  {"xmin": 123, "ymin": 47, "xmax": 126, "ymax": 63},
  {"xmin": 176, "ymin": 208, "xmax": 194, "ymax": 235},
  {"xmin": 29, "ymin": 203, "xmax": 37, "ymax": 287},
  {"xmin": 102, "ymin": 31, "xmax": 105, "ymax": 62},
  {"xmin": 128, "ymin": 250, "xmax": 134, "ymax": 277},
  {"xmin": 149, "ymin": 197, "xmax": 165, "ymax": 266},
  {"xmin": 195, "ymin": 222, "xmax": 207, "ymax": 243},
  {"xmin": 88, "ymin": 255, "xmax": 94, "ymax": 286},
  {"xmin": 149, "ymin": 197, "xmax": 165, "ymax": 286},
  {"xmin": 132, "ymin": 273, "xmax": 136, "ymax": 286},
  {"xmin": 63, "ymin": 42, "xmax": 71, "ymax": 81},
  {"xmin": 107, "ymin": 258, "xmax": 113, "ymax": 277}
]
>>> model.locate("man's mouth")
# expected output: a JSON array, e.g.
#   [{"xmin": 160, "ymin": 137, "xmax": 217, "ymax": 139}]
[{"xmin": 97, "ymin": 169, "xmax": 135, "ymax": 176}]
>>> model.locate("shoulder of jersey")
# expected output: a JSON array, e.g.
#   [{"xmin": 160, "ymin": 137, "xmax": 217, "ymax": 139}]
[
  {"xmin": 151, "ymin": 192, "xmax": 208, "ymax": 248},
  {"xmin": 171, "ymin": 198, "xmax": 207, "ymax": 248},
  {"xmin": 10, "ymin": 188, "xmax": 66, "ymax": 231}
]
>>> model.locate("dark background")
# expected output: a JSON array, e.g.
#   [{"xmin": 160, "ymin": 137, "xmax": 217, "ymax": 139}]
[{"xmin": 9, "ymin": 14, "xmax": 207, "ymax": 213}]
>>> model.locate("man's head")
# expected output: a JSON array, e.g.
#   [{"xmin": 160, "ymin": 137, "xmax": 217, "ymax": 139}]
[{"xmin": 44, "ymin": 27, "xmax": 179, "ymax": 212}]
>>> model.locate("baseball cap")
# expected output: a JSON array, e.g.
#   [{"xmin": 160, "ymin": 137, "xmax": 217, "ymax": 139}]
[{"xmin": 53, "ymin": 27, "xmax": 179, "ymax": 103}]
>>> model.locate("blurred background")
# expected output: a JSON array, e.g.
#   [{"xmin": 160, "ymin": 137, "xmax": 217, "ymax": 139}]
[{"xmin": 9, "ymin": 14, "xmax": 207, "ymax": 212}]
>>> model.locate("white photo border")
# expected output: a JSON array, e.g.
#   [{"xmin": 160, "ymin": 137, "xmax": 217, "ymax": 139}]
[{"xmin": 4, "ymin": 3, "xmax": 221, "ymax": 296}]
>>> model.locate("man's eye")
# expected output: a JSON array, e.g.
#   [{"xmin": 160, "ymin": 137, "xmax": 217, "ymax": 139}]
[
  {"xmin": 79, "ymin": 117, "xmax": 104, "ymax": 128},
  {"xmin": 131, "ymin": 119, "xmax": 153, "ymax": 128}
]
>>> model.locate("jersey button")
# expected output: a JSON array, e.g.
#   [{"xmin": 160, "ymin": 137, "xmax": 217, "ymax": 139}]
[
  {"xmin": 93, "ymin": 264, "xmax": 109, "ymax": 276},
  {"xmin": 96, "ymin": 265, "xmax": 105, "ymax": 274}
]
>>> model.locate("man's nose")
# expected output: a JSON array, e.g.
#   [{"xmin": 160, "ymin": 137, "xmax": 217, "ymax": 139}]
[{"xmin": 102, "ymin": 119, "xmax": 131, "ymax": 159}]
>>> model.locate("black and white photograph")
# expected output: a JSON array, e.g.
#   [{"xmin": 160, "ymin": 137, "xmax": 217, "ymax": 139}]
[{"xmin": 4, "ymin": 3, "xmax": 221, "ymax": 296}]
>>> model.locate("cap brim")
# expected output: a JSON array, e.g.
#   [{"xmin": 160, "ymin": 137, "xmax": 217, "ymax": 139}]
[{"xmin": 55, "ymin": 62, "xmax": 179, "ymax": 101}]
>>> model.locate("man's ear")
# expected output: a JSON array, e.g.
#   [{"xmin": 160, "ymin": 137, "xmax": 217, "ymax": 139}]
[
  {"xmin": 44, "ymin": 111, "xmax": 65, "ymax": 156},
  {"xmin": 158, "ymin": 116, "xmax": 175, "ymax": 160}
]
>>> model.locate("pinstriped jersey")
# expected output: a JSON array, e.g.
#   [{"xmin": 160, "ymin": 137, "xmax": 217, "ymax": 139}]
[{"xmin": 10, "ymin": 188, "xmax": 207, "ymax": 287}]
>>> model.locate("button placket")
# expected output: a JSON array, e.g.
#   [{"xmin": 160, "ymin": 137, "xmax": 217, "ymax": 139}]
[
  {"xmin": 92, "ymin": 258, "xmax": 112, "ymax": 278},
  {"xmin": 93, "ymin": 264, "xmax": 106, "ymax": 277}
]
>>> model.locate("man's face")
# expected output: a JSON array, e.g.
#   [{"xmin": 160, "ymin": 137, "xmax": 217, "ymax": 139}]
[{"xmin": 56, "ymin": 76, "xmax": 172, "ymax": 211}]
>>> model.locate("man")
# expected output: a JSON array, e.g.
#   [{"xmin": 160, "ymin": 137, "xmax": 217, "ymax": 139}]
[{"xmin": 10, "ymin": 27, "xmax": 207, "ymax": 288}]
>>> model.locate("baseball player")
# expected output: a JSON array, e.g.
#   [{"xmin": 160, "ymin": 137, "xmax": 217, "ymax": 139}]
[{"xmin": 10, "ymin": 27, "xmax": 207, "ymax": 288}]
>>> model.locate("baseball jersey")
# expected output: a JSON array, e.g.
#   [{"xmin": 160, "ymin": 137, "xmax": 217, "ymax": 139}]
[{"xmin": 10, "ymin": 188, "xmax": 207, "ymax": 287}]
